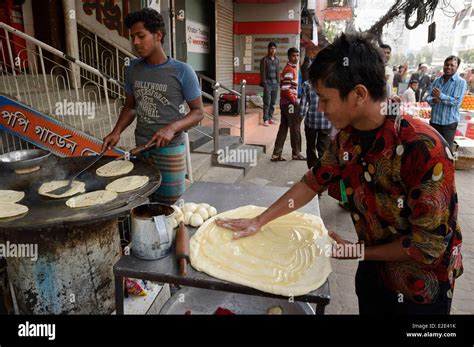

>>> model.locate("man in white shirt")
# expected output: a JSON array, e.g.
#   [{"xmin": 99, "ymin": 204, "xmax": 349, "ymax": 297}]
[
  {"xmin": 402, "ymin": 80, "xmax": 418, "ymax": 103},
  {"xmin": 380, "ymin": 44, "xmax": 401, "ymax": 103}
]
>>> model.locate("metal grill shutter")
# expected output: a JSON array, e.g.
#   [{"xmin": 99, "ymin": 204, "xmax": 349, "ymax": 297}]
[{"xmin": 215, "ymin": 0, "xmax": 234, "ymax": 88}]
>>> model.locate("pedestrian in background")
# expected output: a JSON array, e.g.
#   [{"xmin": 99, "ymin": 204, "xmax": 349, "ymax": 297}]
[
  {"xmin": 260, "ymin": 42, "xmax": 280, "ymax": 127},
  {"xmin": 299, "ymin": 80, "xmax": 332, "ymax": 169},
  {"xmin": 271, "ymin": 47, "xmax": 305, "ymax": 162},
  {"xmin": 427, "ymin": 55, "xmax": 467, "ymax": 150}
]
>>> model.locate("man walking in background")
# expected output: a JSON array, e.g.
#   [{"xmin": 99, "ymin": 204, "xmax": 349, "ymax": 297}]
[
  {"xmin": 299, "ymin": 80, "xmax": 331, "ymax": 169},
  {"xmin": 271, "ymin": 47, "xmax": 305, "ymax": 162},
  {"xmin": 427, "ymin": 55, "xmax": 467, "ymax": 150},
  {"xmin": 260, "ymin": 42, "xmax": 280, "ymax": 126}
]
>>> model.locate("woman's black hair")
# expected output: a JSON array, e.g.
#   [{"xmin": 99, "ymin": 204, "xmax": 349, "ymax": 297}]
[
  {"xmin": 309, "ymin": 33, "xmax": 387, "ymax": 102},
  {"xmin": 125, "ymin": 8, "xmax": 166, "ymax": 44}
]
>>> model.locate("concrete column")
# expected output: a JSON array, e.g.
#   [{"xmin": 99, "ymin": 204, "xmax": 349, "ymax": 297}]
[
  {"xmin": 62, "ymin": 0, "xmax": 82, "ymax": 89},
  {"xmin": 21, "ymin": 0, "xmax": 36, "ymax": 73}
]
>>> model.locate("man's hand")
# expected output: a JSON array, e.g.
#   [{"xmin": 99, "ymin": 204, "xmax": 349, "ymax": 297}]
[
  {"xmin": 329, "ymin": 231, "xmax": 363, "ymax": 260},
  {"xmin": 215, "ymin": 217, "xmax": 263, "ymax": 239},
  {"xmin": 146, "ymin": 124, "xmax": 177, "ymax": 148},
  {"xmin": 432, "ymin": 87, "xmax": 441, "ymax": 98},
  {"xmin": 432, "ymin": 97, "xmax": 441, "ymax": 104},
  {"xmin": 101, "ymin": 130, "xmax": 121, "ymax": 152},
  {"xmin": 391, "ymin": 95, "xmax": 402, "ymax": 103}
]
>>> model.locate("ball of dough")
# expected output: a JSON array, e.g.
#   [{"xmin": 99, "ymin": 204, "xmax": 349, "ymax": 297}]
[
  {"xmin": 184, "ymin": 211, "xmax": 194, "ymax": 225},
  {"xmin": 196, "ymin": 207, "xmax": 209, "ymax": 220},
  {"xmin": 171, "ymin": 205, "xmax": 184, "ymax": 220},
  {"xmin": 184, "ymin": 202, "xmax": 198, "ymax": 213},
  {"xmin": 207, "ymin": 206, "xmax": 217, "ymax": 217},
  {"xmin": 190, "ymin": 213, "xmax": 204, "ymax": 227},
  {"xmin": 171, "ymin": 204, "xmax": 183, "ymax": 215},
  {"xmin": 199, "ymin": 203, "xmax": 210, "ymax": 209},
  {"xmin": 175, "ymin": 213, "xmax": 184, "ymax": 224},
  {"xmin": 266, "ymin": 305, "xmax": 283, "ymax": 315},
  {"xmin": 172, "ymin": 218, "xmax": 178, "ymax": 229}
]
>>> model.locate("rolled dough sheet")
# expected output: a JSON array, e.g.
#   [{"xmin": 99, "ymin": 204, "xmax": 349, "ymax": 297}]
[
  {"xmin": 0, "ymin": 190, "xmax": 25, "ymax": 203},
  {"xmin": 0, "ymin": 203, "xmax": 28, "ymax": 219},
  {"xmin": 65, "ymin": 190, "xmax": 118, "ymax": 208},
  {"xmin": 96, "ymin": 160, "xmax": 134, "ymax": 177},
  {"xmin": 38, "ymin": 180, "xmax": 86, "ymax": 198},
  {"xmin": 105, "ymin": 175, "xmax": 149, "ymax": 193},
  {"xmin": 190, "ymin": 205, "xmax": 333, "ymax": 297}
]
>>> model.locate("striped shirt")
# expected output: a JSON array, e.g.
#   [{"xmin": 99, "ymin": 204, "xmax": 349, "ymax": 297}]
[
  {"xmin": 427, "ymin": 73, "xmax": 467, "ymax": 125},
  {"xmin": 280, "ymin": 62, "xmax": 298, "ymax": 105},
  {"xmin": 299, "ymin": 81, "xmax": 331, "ymax": 129}
]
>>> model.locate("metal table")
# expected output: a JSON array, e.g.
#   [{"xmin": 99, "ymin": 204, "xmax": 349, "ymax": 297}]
[{"xmin": 114, "ymin": 182, "xmax": 330, "ymax": 315}]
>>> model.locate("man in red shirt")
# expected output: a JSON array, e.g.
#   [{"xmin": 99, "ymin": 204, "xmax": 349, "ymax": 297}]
[
  {"xmin": 217, "ymin": 33, "xmax": 463, "ymax": 315},
  {"xmin": 271, "ymin": 47, "xmax": 306, "ymax": 162}
]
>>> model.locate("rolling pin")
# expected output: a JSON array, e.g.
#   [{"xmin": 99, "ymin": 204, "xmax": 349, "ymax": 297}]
[{"xmin": 175, "ymin": 222, "xmax": 190, "ymax": 276}]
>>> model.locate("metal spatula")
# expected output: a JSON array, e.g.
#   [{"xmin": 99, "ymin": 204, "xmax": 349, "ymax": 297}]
[{"xmin": 46, "ymin": 151, "xmax": 106, "ymax": 196}]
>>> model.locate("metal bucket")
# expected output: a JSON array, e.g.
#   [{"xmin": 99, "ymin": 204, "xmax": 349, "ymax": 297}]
[{"xmin": 130, "ymin": 203, "xmax": 175, "ymax": 260}]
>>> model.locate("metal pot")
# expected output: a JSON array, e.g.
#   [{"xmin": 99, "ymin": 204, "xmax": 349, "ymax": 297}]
[{"xmin": 130, "ymin": 203, "xmax": 175, "ymax": 260}]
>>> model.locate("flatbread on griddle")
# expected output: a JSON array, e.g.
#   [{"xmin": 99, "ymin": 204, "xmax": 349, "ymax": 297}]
[
  {"xmin": 0, "ymin": 203, "xmax": 28, "ymax": 219},
  {"xmin": 15, "ymin": 166, "xmax": 40, "ymax": 174},
  {"xmin": 105, "ymin": 175, "xmax": 149, "ymax": 193},
  {"xmin": 38, "ymin": 180, "xmax": 86, "ymax": 199},
  {"xmin": 65, "ymin": 190, "xmax": 118, "ymax": 208},
  {"xmin": 0, "ymin": 190, "xmax": 25, "ymax": 203},
  {"xmin": 96, "ymin": 160, "xmax": 134, "ymax": 177}
]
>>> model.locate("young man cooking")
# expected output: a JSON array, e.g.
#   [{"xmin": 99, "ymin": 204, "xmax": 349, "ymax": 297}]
[
  {"xmin": 217, "ymin": 33, "xmax": 463, "ymax": 315},
  {"xmin": 102, "ymin": 8, "xmax": 203, "ymax": 205}
]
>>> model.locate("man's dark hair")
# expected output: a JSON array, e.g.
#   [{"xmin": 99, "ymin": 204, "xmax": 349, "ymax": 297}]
[
  {"xmin": 380, "ymin": 44, "xmax": 391, "ymax": 51},
  {"xmin": 125, "ymin": 8, "xmax": 166, "ymax": 44},
  {"xmin": 309, "ymin": 33, "xmax": 386, "ymax": 101},
  {"xmin": 268, "ymin": 41, "xmax": 277, "ymax": 49},
  {"xmin": 409, "ymin": 79, "xmax": 418, "ymax": 86},
  {"xmin": 287, "ymin": 47, "xmax": 299, "ymax": 58},
  {"xmin": 445, "ymin": 55, "xmax": 461, "ymax": 66}
]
